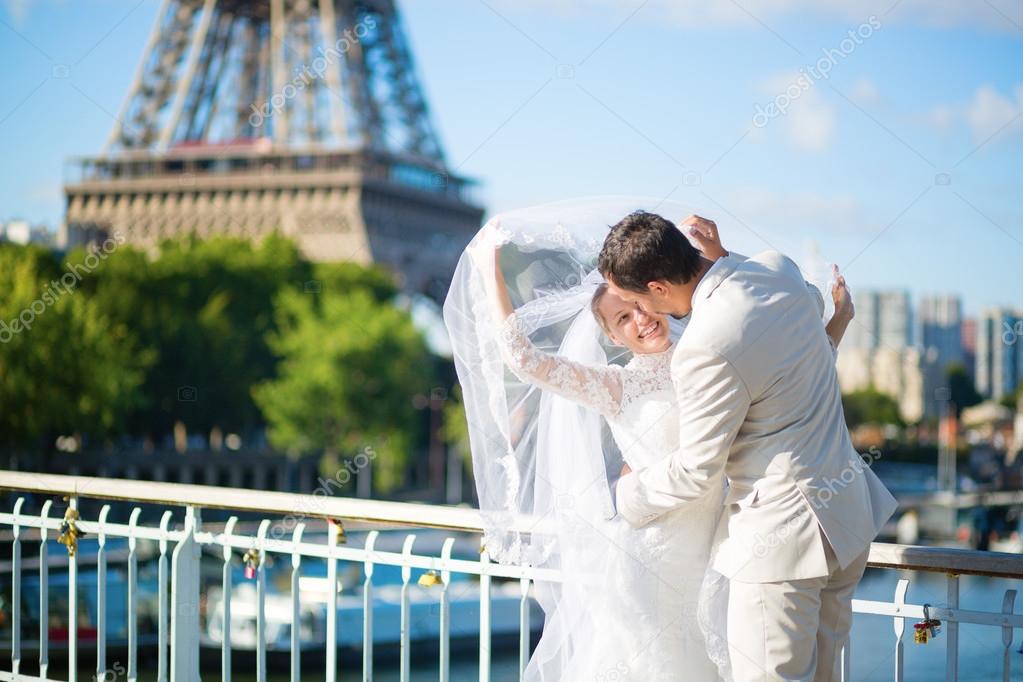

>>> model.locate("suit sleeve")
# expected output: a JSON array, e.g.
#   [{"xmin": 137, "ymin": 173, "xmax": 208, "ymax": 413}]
[
  {"xmin": 615, "ymin": 348, "xmax": 752, "ymax": 526},
  {"xmin": 806, "ymin": 281, "xmax": 825, "ymax": 318}
]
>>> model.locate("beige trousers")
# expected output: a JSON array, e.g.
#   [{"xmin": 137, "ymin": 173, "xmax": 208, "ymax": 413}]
[{"xmin": 725, "ymin": 537, "xmax": 870, "ymax": 682}]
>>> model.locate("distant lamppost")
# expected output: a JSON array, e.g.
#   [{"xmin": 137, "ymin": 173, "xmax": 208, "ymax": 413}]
[{"xmin": 413, "ymin": 388, "xmax": 447, "ymax": 497}]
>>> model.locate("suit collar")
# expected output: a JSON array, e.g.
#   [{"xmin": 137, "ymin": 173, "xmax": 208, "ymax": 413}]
[{"xmin": 691, "ymin": 254, "xmax": 740, "ymax": 309}]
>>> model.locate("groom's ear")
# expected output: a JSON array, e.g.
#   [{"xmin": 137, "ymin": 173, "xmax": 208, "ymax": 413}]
[{"xmin": 647, "ymin": 280, "xmax": 670, "ymax": 297}]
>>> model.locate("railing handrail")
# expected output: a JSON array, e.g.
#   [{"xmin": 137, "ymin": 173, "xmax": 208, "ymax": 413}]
[{"xmin": 3, "ymin": 470, "xmax": 1022, "ymax": 579}]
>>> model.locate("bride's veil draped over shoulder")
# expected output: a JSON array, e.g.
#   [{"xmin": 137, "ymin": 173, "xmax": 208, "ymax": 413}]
[{"xmin": 442, "ymin": 196, "xmax": 832, "ymax": 680}]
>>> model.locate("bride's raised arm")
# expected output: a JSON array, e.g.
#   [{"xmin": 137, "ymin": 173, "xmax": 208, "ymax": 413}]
[
  {"xmin": 469, "ymin": 242, "xmax": 625, "ymax": 418},
  {"xmin": 824, "ymin": 266, "xmax": 854, "ymax": 350}
]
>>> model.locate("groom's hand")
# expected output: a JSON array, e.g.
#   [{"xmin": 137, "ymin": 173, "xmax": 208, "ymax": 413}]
[{"xmin": 681, "ymin": 215, "xmax": 727, "ymax": 261}]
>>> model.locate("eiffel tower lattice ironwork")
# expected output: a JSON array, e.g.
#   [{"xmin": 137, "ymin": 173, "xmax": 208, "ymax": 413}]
[{"xmin": 63, "ymin": 0, "xmax": 483, "ymax": 299}]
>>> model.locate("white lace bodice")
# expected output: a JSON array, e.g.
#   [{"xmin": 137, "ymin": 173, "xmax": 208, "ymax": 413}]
[{"xmin": 499, "ymin": 312, "xmax": 685, "ymax": 470}]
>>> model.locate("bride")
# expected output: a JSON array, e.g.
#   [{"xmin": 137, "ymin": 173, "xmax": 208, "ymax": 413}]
[{"xmin": 443, "ymin": 198, "xmax": 854, "ymax": 681}]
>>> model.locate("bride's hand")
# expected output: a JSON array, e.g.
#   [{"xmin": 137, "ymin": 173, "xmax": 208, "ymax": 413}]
[
  {"xmin": 680, "ymin": 215, "xmax": 727, "ymax": 261},
  {"xmin": 467, "ymin": 224, "xmax": 503, "ymax": 269},
  {"xmin": 831, "ymin": 265, "xmax": 854, "ymax": 321}
]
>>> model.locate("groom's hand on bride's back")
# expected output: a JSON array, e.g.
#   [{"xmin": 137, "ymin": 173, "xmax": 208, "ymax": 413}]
[{"xmin": 680, "ymin": 214, "xmax": 727, "ymax": 261}]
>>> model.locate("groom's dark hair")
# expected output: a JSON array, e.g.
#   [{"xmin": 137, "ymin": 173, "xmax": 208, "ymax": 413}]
[{"xmin": 598, "ymin": 211, "xmax": 702, "ymax": 293}]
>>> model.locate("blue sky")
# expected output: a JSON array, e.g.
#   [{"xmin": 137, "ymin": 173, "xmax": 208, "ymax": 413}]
[{"xmin": 1, "ymin": 0, "xmax": 1021, "ymax": 315}]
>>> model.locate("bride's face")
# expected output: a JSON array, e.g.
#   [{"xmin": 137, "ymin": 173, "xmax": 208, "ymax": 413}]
[{"xmin": 597, "ymin": 291, "xmax": 672, "ymax": 354}]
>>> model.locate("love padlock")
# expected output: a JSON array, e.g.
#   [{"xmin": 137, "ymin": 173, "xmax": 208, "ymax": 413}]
[
  {"xmin": 242, "ymin": 548, "xmax": 259, "ymax": 579},
  {"xmin": 913, "ymin": 603, "xmax": 941, "ymax": 644},
  {"xmin": 418, "ymin": 569, "xmax": 442, "ymax": 587},
  {"xmin": 57, "ymin": 506, "xmax": 85, "ymax": 557}
]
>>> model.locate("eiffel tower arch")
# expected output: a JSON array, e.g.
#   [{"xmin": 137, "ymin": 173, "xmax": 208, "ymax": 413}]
[{"xmin": 62, "ymin": 0, "xmax": 483, "ymax": 300}]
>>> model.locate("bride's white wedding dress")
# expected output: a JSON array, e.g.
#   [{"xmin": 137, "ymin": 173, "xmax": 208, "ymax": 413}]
[{"xmin": 499, "ymin": 312, "xmax": 724, "ymax": 681}]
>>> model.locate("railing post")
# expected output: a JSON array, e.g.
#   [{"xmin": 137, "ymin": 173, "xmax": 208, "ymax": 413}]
[
  {"xmin": 221, "ymin": 516, "xmax": 239, "ymax": 682},
  {"xmin": 1002, "ymin": 589, "xmax": 1017, "ymax": 682},
  {"xmin": 479, "ymin": 547, "xmax": 492, "ymax": 682},
  {"xmin": 518, "ymin": 573, "xmax": 530, "ymax": 679},
  {"xmin": 400, "ymin": 534, "xmax": 417, "ymax": 682},
  {"xmin": 363, "ymin": 530, "xmax": 380, "ymax": 682},
  {"xmin": 893, "ymin": 578, "xmax": 909, "ymax": 682},
  {"xmin": 158, "ymin": 510, "xmax": 173, "ymax": 682},
  {"xmin": 68, "ymin": 495, "xmax": 79, "ymax": 682},
  {"xmin": 171, "ymin": 505, "xmax": 202, "ymax": 682},
  {"xmin": 39, "ymin": 499, "xmax": 52, "ymax": 679},
  {"xmin": 127, "ymin": 508, "xmax": 142, "ymax": 682},
  {"xmin": 946, "ymin": 573, "xmax": 959, "ymax": 682},
  {"xmin": 96, "ymin": 504, "xmax": 111, "ymax": 680},
  {"xmin": 326, "ymin": 519, "xmax": 339, "ymax": 682},
  {"xmin": 439, "ymin": 537, "xmax": 455, "ymax": 682},
  {"xmin": 290, "ymin": 523, "xmax": 306, "ymax": 682},
  {"xmin": 11, "ymin": 498, "xmax": 24, "ymax": 679},
  {"xmin": 256, "ymin": 519, "xmax": 271, "ymax": 682}
]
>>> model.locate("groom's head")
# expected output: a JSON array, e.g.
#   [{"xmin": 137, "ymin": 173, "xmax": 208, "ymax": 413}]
[{"xmin": 598, "ymin": 210, "xmax": 708, "ymax": 317}]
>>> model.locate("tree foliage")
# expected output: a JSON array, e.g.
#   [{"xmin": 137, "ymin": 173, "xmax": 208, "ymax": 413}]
[
  {"xmin": 253, "ymin": 283, "xmax": 435, "ymax": 491},
  {"xmin": 945, "ymin": 362, "xmax": 983, "ymax": 416},
  {"xmin": 842, "ymin": 388, "xmax": 905, "ymax": 429},
  {"xmin": 0, "ymin": 243, "xmax": 149, "ymax": 447}
]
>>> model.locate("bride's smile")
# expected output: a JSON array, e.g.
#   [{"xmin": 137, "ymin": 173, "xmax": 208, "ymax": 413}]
[{"xmin": 594, "ymin": 287, "xmax": 672, "ymax": 354}]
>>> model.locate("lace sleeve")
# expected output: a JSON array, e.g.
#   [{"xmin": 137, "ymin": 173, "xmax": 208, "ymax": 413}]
[{"xmin": 498, "ymin": 313, "xmax": 624, "ymax": 417}]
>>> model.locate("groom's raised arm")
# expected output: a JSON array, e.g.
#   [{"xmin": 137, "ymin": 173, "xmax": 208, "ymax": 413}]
[{"xmin": 615, "ymin": 348, "xmax": 751, "ymax": 526}]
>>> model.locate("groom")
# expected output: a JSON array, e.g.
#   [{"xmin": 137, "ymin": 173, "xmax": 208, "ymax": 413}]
[{"xmin": 599, "ymin": 211, "xmax": 897, "ymax": 682}]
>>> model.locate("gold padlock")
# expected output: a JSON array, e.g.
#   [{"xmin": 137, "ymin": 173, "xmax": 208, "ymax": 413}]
[
  {"xmin": 418, "ymin": 569, "xmax": 442, "ymax": 587},
  {"xmin": 57, "ymin": 507, "xmax": 84, "ymax": 557},
  {"xmin": 331, "ymin": 519, "xmax": 347, "ymax": 545},
  {"xmin": 913, "ymin": 622, "xmax": 929, "ymax": 644}
]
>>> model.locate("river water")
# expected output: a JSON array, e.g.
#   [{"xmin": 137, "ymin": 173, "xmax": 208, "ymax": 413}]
[{"xmin": 368, "ymin": 567, "xmax": 1021, "ymax": 681}]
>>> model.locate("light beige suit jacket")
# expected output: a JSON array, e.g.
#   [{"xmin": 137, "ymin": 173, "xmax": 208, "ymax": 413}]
[{"xmin": 616, "ymin": 251, "xmax": 897, "ymax": 583}]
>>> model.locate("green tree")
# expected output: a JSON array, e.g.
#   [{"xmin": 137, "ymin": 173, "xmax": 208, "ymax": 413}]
[
  {"xmin": 80, "ymin": 233, "xmax": 312, "ymax": 439},
  {"xmin": 946, "ymin": 362, "xmax": 982, "ymax": 416},
  {"xmin": 253, "ymin": 283, "xmax": 435, "ymax": 491},
  {"xmin": 999, "ymin": 381, "xmax": 1023, "ymax": 411},
  {"xmin": 0, "ymin": 243, "xmax": 149, "ymax": 447},
  {"xmin": 842, "ymin": 388, "xmax": 905, "ymax": 429}
]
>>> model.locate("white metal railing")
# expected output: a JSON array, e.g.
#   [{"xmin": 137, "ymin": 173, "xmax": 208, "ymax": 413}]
[{"xmin": 1, "ymin": 471, "xmax": 1021, "ymax": 682}]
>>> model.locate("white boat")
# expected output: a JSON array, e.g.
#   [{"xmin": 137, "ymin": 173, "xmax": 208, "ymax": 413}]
[{"xmin": 202, "ymin": 530, "xmax": 541, "ymax": 651}]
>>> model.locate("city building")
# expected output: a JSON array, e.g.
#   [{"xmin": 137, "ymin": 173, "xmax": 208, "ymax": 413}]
[
  {"xmin": 976, "ymin": 308, "xmax": 1023, "ymax": 400},
  {"xmin": 962, "ymin": 317, "xmax": 978, "ymax": 382},
  {"xmin": 845, "ymin": 289, "xmax": 912, "ymax": 350},
  {"xmin": 836, "ymin": 346, "xmax": 938, "ymax": 423},
  {"xmin": 919, "ymin": 294, "xmax": 964, "ymax": 370}
]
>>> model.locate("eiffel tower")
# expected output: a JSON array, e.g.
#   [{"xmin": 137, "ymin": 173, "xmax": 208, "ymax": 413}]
[{"xmin": 62, "ymin": 0, "xmax": 483, "ymax": 299}]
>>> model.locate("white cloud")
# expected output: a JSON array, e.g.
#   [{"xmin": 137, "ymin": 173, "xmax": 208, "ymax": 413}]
[
  {"xmin": 2, "ymin": 0, "xmax": 34, "ymax": 26},
  {"xmin": 965, "ymin": 84, "xmax": 1023, "ymax": 144},
  {"xmin": 849, "ymin": 77, "xmax": 880, "ymax": 106},
  {"xmin": 922, "ymin": 84, "xmax": 1023, "ymax": 144},
  {"xmin": 756, "ymin": 72, "xmax": 837, "ymax": 153},
  {"xmin": 786, "ymin": 92, "xmax": 835, "ymax": 152}
]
